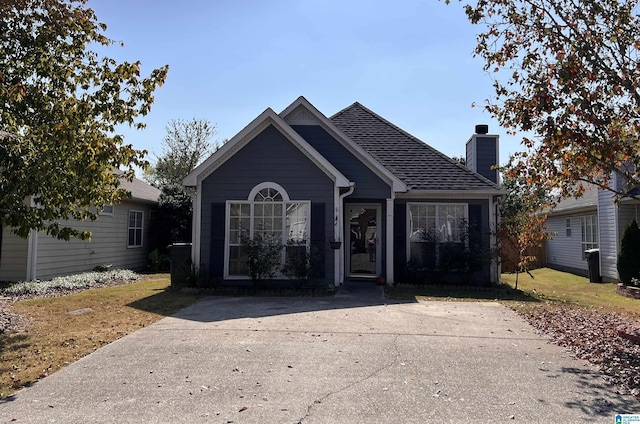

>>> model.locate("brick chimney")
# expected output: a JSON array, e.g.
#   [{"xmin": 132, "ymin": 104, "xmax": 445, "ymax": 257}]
[{"xmin": 465, "ymin": 124, "xmax": 500, "ymax": 185}]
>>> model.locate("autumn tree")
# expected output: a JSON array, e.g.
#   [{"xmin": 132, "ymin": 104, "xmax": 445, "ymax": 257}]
[
  {"xmin": 0, "ymin": 0, "xmax": 168, "ymax": 240},
  {"xmin": 145, "ymin": 119, "xmax": 217, "ymax": 250},
  {"xmin": 496, "ymin": 161, "xmax": 552, "ymax": 288},
  {"xmin": 459, "ymin": 0, "xmax": 640, "ymax": 201}
]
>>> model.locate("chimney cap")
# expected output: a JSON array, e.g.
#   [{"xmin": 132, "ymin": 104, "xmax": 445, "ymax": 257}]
[{"xmin": 475, "ymin": 124, "xmax": 489, "ymax": 134}]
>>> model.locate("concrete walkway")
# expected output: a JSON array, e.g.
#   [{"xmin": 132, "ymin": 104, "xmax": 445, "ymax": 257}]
[{"xmin": 1, "ymin": 282, "xmax": 638, "ymax": 423}]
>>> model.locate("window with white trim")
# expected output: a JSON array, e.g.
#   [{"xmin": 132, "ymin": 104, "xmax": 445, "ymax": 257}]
[
  {"xmin": 100, "ymin": 204, "xmax": 114, "ymax": 216},
  {"xmin": 565, "ymin": 218, "xmax": 572, "ymax": 237},
  {"xmin": 226, "ymin": 183, "xmax": 310, "ymax": 277},
  {"xmin": 407, "ymin": 203, "xmax": 468, "ymax": 270},
  {"xmin": 128, "ymin": 210, "xmax": 144, "ymax": 248},
  {"xmin": 581, "ymin": 215, "xmax": 598, "ymax": 254}
]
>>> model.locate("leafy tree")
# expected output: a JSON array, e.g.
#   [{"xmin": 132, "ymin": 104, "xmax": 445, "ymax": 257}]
[
  {"xmin": 145, "ymin": 118, "xmax": 217, "ymax": 250},
  {"xmin": 0, "ymin": 0, "xmax": 168, "ymax": 240},
  {"xmin": 496, "ymin": 161, "xmax": 552, "ymax": 288},
  {"xmin": 145, "ymin": 118, "xmax": 217, "ymax": 188},
  {"xmin": 147, "ymin": 184, "xmax": 193, "ymax": 253},
  {"xmin": 455, "ymin": 0, "xmax": 640, "ymax": 201},
  {"xmin": 617, "ymin": 220, "xmax": 640, "ymax": 285}
]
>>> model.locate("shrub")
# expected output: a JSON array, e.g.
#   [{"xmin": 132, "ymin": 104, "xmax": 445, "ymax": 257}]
[
  {"xmin": 0, "ymin": 269, "xmax": 140, "ymax": 296},
  {"xmin": 617, "ymin": 220, "xmax": 640, "ymax": 285},
  {"xmin": 242, "ymin": 233, "xmax": 283, "ymax": 286},
  {"xmin": 149, "ymin": 249, "xmax": 169, "ymax": 272}
]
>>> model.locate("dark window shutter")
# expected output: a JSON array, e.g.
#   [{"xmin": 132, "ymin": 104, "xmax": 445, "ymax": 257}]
[
  {"xmin": 210, "ymin": 203, "xmax": 226, "ymax": 278},
  {"xmin": 394, "ymin": 203, "xmax": 406, "ymax": 278},
  {"xmin": 310, "ymin": 203, "xmax": 325, "ymax": 278},
  {"xmin": 468, "ymin": 204, "xmax": 482, "ymax": 248}
]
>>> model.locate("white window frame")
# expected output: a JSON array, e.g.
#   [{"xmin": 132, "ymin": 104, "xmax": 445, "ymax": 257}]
[
  {"xmin": 127, "ymin": 210, "xmax": 144, "ymax": 248},
  {"xmin": 581, "ymin": 214, "xmax": 598, "ymax": 257},
  {"xmin": 99, "ymin": 204, "xmax": 114, "ymax": 216},
  {"xmin": 565, "ymin": 218, "xmax": 572, "ymax": 238},
  {"xmin": 224, "ymin": 183, "xmax": 311, "ymax": 279},
  {"xmin": 406, "ymin": 203, "xmax": 469, "ymax": 268}
]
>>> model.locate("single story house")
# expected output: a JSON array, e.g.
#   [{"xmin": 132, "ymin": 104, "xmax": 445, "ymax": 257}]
[
  {"xmin": 0, "ymin": 176, "xmax": 160, "ymax": 282},
  {"xmin": 546, "ymin": 177, "xmax": 640, "ymax": 282},
  {"xmin": 184, "ymin": 96, "xmax": 504, "ymax": 286}
]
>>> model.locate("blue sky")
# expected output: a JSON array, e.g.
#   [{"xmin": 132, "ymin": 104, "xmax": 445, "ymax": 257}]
[{"xmin": 89, "ymin": 0, "xmax": 523, "ymax": 168}]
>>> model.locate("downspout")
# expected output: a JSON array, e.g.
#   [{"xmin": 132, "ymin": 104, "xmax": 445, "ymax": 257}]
[
  {"xmin": 26, "ymin": 230, "xmax": 38, "ymax": 281},
  {"xmin": 491, "ymin": 195, "xmax": 502, "ymax": 284},
  {"xmin": 337, "ymin": 183, "xmax": 355, "ymax": 285}
]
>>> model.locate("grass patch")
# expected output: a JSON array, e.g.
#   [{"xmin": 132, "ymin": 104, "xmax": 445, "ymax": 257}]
[
  {"xmin": 0, "ymin": 274, "xmax": 200, "ymax": 399},
  {"xmin": 385, "ymin": 282, "xmax": 539, "ymax": 302},
  {"xmin": 501, "ymin": 268, "xmax": 640, "ymax": 315},
  {"xmin": 385, "ymin": 268, "xmax": 639, "ymax": 315}
]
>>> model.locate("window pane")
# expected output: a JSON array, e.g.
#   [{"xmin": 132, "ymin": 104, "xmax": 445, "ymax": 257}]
[
  {"xmin": 128, "ymin": 229, "xmax": 135, "ymax": 246},
  {"xmin": 286, "ymin": 203, "xmax": 308, "ymax": 244},
  {"xmin": 128, "ymin": 211, "xmax": 143, "ymax": 247}
]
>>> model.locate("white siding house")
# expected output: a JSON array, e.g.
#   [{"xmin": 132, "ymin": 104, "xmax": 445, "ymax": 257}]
[
  {"xmin": 546, "ymin": 181, "xmax": 640, "ymax": 282},
  {"xmin": 0, "ymin": 177, "xmax": 160, "ymax": 282}
]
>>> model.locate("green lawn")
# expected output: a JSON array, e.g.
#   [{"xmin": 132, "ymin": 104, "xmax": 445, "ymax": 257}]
[
  {"xmin": 501, "ymin": 268, "xmax": 639, "ymax": 315},
  {"xmin": 385, "ymin": 268, "xmax": 639, "ymax": 315}
]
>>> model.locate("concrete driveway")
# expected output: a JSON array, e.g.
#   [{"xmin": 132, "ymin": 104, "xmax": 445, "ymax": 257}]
[{"xmin": 1, "ymin": 282, "xmax": 639, "ymax": 423}]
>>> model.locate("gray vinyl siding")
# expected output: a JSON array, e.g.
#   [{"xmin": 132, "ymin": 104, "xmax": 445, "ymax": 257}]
[
  {"xmin": 618, "ymin": 203, "xmax": 638, "ymax": 237},
  {"xmin": 34, "ymin": 200, "xmax": 155, "ymax": 280},
  {"xmin": 597, "ymin": 190, "xmax": 618, "ymax": 281},
  {"xmin": 200, "ymin": 124, "xmax": 335, "ymax": 281},
  {"xmin": 546, "ymin": 214, "xmax": 590, "ymax": 276},
  {"xmin": 465, "ymin": 140, "xmax": 476, "ymax": 173},
  {"xmin": 291, "ymin": 125, "xmax": 391, "ymax": 199},
  {"xmin": 0, "ymin": 228, "xmax": 28, "ymax": 281}
]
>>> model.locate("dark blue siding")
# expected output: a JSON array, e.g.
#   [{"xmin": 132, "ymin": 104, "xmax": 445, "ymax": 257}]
[
  {"xmin": 475, "ymin": 136, "xmax": 498, "ymax": 184},
  {"xmin": 200, "ymin": 124, "xmax": 335, "ymax": 281},
  {"xmin": 291, "ymin": 125, "xmax": 392, "ymax": 199}
]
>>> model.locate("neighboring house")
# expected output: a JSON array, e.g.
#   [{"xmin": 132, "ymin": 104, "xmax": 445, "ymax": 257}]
[
  {"xmin": 0, "ymin": 176, "xmax": 160, "ymax": 282},
  {"xmin": 546, "ymin": 178, "xmax": 640, "ymax": 282},
  {"xmin": 184, "ymin": 96, "xmax": 504, "ymax": 286}
]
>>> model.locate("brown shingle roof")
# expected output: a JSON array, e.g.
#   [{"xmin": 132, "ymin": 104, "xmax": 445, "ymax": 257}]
[{"xmin": 330, "ymin": 102, "xmax": 502, "ymax": 192}]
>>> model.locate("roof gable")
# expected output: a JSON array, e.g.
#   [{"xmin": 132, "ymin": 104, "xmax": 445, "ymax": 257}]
[
  {"xmin": 280, "ymin": 97, "xmax": 407, "ymax": 193},
  {"xmin": 183, "ymin": 107, "xmax": 350, "ymax": 188},
  {"xmin": 330, "ymin": 102, "xmax": 503, "ymax": 193}
]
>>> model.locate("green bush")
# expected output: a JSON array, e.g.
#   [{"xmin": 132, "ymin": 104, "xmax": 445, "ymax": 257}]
[
  {"xmin": 617, "ymin": 219, "xmax": 640, "ymax": 285},
  {"xmin": 242, "ymin": 233, "xmax": 283, "ymax": 286},
  {"xmin": 0, "ymin": 269, "xmax": 140, "ymax": 296}
]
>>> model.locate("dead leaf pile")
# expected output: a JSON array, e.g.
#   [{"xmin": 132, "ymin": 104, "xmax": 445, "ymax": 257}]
[{"xmin": 515, "ymin": 304, "xmax": 640, "ymax": 400}]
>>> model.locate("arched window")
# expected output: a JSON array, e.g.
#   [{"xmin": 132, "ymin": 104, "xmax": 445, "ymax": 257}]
[{"xmin": 226, "ymin": 182, "xmax": 310, "ymax": 277}]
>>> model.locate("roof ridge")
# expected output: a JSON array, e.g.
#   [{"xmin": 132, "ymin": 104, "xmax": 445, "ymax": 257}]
[
  {"xmin": 333, "ymin": 102, "xmax": 501, "ymax": 190},
  {"xmin": 329, "ymin": 101, "xmax": 360, "ymax": 120}
]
